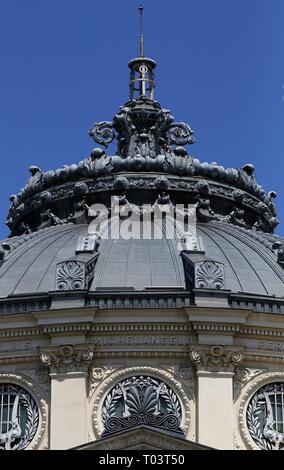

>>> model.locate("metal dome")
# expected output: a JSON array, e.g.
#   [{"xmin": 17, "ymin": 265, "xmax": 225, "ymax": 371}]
[{"xmin": 0, "ymin": 222, "xmax": 283, "ymax": 299}]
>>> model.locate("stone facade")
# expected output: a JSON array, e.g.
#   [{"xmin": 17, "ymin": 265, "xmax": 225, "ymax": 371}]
[{"xmin": 1, "ymin": 303, "xmax": 284, "ymax": 450}]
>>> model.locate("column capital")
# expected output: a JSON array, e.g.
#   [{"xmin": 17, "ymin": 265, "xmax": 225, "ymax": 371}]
[
  {"xmin": 40, "ymin": 344, "xmax": 94, "ymax": 374},
  {"xmin": 189, "ymin": 344, "xmax": 245, "ymax": 373}
]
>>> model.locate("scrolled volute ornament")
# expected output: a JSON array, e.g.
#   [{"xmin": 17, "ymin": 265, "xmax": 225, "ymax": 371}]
[
  {"xmin": 166, "ymin": 122, "xmax": 195, "ymax": 146},
  {"xmin": 89, "ymin": 121, "xmax": 115, "ymax": 147},
  {"xmin": 190, "ymin": 345, "xmax": 245, "ymax": 372},
  {"xmin": 190, "ymin": 350, "xmax": 202, "ymax": 363},
  {"xmin": 40, "ymin": 345, "xmax": 94, "ymax": 374},
  {"xmin": 40, "ymin": 351, "xmax": 57, "ymax": 369},
  {"xmin": 231, "ymin": 351, "xmax": 244, "ymax": 364}
]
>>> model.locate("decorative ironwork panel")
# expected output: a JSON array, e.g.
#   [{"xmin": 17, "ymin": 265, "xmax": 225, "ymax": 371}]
[
  {"xmin": 0, "ymin": 384, "xmax": 39, "ymax": 450},
  {"xmin": 246, "ymin": 383, "xmax": 284, "ymax": 450},
  {"xmin": 101, "ymin": 376, "xmax": 183, "ymax": 436}
]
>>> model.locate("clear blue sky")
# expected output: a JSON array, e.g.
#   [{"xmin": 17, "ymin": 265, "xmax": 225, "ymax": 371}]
[{"xmin": 0, "ymin": 0, "xmax": 283, "ymax": 239}]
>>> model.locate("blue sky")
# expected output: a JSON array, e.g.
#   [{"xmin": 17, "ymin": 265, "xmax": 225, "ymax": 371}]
[{"xmin": 0, "ymin": 0, "xmax": 283, "ymax": 239}]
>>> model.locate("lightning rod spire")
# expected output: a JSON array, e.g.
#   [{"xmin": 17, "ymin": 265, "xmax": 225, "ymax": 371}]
[
  {"xmin": 128, "ymin": 4, "xmax": 156, "ymax": 100},
  {"xmin": 139, "ymin": 4, "xmax": 144, "ymax": 57}
]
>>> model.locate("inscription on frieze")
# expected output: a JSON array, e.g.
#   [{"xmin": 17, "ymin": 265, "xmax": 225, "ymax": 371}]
[
  {"xmin": 91, "ymin": 335, "xmax": 191, "ymax": 347},
  {"xmin": 0, "ymin": 342, "xmax": 31, "ymax": 354},
  {"xmin": 259, "ymin": 340, "xmax": 284, "ymax": 352}
]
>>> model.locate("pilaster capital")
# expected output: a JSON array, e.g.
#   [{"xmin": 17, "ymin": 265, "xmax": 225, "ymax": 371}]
[
  {"xmin": 40, "ymin": 344, "xmax": 94, "ymax": 374},
  {"xmin": 189, "ymin": 344, "xmax": 245, "ymax": 373}
]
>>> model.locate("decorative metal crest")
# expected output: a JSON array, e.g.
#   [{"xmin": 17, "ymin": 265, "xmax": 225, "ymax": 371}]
[
  {"xmin": 101, "ymin": 376, "xmax": 183, "ymax": 436},
  {"xmin": 89, "ymin": 98, "xmax": 195, "ymax": 160}
]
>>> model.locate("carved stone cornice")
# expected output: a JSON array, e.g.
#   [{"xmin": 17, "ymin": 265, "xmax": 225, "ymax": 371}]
[
  {"xmin": 189, "ymin": 345, "xmax": 245, "ymax": 373},
  {"xmin": 40, "ymin": 344, "xmax": 94, "ymax": 374}
]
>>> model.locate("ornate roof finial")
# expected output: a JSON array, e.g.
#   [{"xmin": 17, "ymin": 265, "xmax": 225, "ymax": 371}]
[
  {"xmin": 139, "ymin": 4, "xmax": 144, "ymax": 57},
  {"xmin": 128, "ymin": 5, "xmax": 156, "ymax": 101}
]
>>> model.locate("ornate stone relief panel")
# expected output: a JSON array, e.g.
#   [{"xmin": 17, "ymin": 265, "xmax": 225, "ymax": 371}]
[
  {"xmin": 162, "ymin": 365, "xmax": 195, "ymax": 399},
  {"xmin": 89, "ymin": 366, "xmax": 118, "ymax": 394},
  {"xmin": 0, "ymin": 373, "xmax": 48, "ymax": 450},
  {"xmin": 234, "ymin": 368, "xmax": 265, "ymax": 398}
]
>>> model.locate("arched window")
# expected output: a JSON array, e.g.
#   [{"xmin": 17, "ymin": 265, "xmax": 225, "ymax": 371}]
[
  {"xmin": 0, "ymin": 384, "xmax": 39, "ymax": 450},
  {"xmin": 101, "ymin": 375, "xmax": 183, "ymax": 436},
  {"xmin": 246, "ymin": 382, "xmax": 284, "ymax": 450}
]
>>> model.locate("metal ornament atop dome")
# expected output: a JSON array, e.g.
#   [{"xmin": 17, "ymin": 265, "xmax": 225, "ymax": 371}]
[
  {"xmin": 3, "ymin": 7, "xmax": 279, "ymax": 238},
  {"xmin": 128, "ymin": 5, "xmax": 156, "ymax": 100}
]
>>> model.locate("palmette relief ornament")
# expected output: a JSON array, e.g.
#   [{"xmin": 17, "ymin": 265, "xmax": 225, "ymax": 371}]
[
  {"xmin": 56, "ymin": 261, "xmax": 85, "ymax": 291},
  {"xmin": 101, "ymin": 376, "xmax": 183, "ymax": 436},
  {"xmin": 195, "ymin": 260, "xmax": 225, "ymax": 289},
  {"xmin": 91, "ymin": 366, "xmax": 193, "ymax": 440}
]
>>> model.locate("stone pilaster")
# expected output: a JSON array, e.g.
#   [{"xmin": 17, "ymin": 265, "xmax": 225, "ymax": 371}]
[
  {"xmin": 40, "ymin": 344, "xmax": 94, "ymax": 450},
  {"xmin": 190, "ymin": 345, "xmax": 245, "ymax": 450}
]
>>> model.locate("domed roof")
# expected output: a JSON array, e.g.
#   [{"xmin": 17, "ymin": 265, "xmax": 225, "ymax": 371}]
[
  {"xmin": 0, "ymin": 222, "xmax": 283, "ymax": 299},
  {"xmin": 1, "ymin": 49, "xmax": 283, "ymax": 305}
]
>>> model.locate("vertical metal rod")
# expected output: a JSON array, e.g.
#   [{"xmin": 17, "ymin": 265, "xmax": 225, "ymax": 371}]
[
  {"xmin": 7, "ymin": 390, "xmax": 10, "ymax": 433},
  {"xmin": 142, "ymin": 72, "xmax": 146, "ymax": 96},
  {"xmin": 139, "ymin": 5, "xmax": 144, "ymax": 57}
]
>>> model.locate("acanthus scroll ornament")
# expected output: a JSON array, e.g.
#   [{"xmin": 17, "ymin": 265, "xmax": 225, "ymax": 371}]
[
  {"xmin": 166, "ymin": 122, "xmax": 195, "ymax": 146},
  {"xmin": 89, "ymin": 121, "xmax": 115, "ymax": 147}
]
